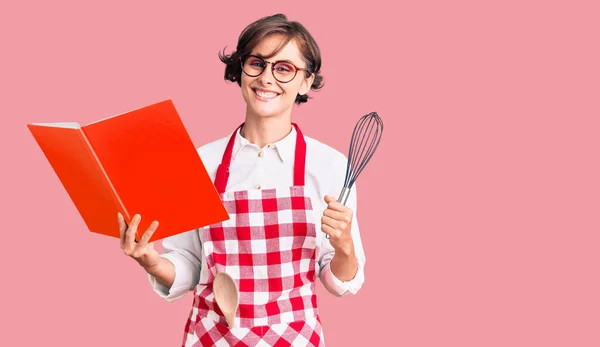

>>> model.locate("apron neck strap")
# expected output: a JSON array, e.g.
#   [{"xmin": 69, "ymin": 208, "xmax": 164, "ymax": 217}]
[{"xmin": 214, "ymin": 123, "xmax": 306, "ymax": 194}]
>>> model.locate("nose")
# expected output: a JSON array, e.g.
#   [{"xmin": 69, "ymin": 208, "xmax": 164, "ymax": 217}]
[{"xmin": 258, "ymin": 62, "xmax": 276, "ymax": 85}]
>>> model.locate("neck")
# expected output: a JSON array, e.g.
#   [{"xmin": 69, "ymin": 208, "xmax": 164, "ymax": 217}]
[{"xmin": 241, "ymin": 108, "xmax": 293, "ymax": 147}]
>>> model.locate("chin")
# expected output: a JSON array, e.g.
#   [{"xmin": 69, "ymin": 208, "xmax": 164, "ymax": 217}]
[
  {"xmin": 250, "ymin": 106, "xmax": 282, "ymax": 119},
  {"xmin": 248, "ymin": 100, "xmax": 288, "ymax": 119}
]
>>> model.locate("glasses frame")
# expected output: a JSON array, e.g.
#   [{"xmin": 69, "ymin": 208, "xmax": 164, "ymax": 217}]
[{"xmin": 240, "ymin": 54, "xmax": 310, "ymax": 83}]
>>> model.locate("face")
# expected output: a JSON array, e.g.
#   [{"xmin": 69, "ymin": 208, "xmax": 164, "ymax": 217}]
[{"xmin": 240, "ymin": 34, "xmax": 315, "ymax": 120}]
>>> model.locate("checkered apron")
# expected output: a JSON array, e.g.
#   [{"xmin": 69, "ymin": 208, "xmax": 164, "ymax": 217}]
[{"xmin": 181, "ymin": 123, "xmax": 325, "ymax": 347}]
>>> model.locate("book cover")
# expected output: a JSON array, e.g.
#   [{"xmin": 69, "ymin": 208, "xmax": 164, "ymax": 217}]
[{"xmin": 27, "ymin": 99, "xmax": 229, "ymax": 241}]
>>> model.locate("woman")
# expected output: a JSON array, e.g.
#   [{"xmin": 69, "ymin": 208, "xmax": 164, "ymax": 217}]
[{"xmin": 119, "ymin": 13, "xmax": 366, "ymax": 347}]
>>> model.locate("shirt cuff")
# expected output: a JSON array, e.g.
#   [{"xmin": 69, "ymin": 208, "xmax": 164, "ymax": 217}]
[
  {"xmin": 319, "ymin": 259, "xmax": 365, "ymax": 297},
  {"xmin": 147, "ymin": 253, "xmax": 195, "ymax": 302}
]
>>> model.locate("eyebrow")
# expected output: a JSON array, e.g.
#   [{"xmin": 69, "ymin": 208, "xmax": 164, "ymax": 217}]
[{"xmin": 252, "ymin": 53, "xmax": 296, "ymax": 64}]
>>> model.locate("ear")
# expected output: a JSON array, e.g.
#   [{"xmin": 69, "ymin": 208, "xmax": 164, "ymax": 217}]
[{"xmin": 298, "ymin": 72, "xmax": 315, "ymax": 96}]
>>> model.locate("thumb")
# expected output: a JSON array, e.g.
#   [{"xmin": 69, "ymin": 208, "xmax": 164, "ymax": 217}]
[{"xmin": 324, "ymin": 195, "xmax": 336, "ymax": 203}]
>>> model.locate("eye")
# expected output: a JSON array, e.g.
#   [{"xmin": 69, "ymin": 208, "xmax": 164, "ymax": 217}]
[
  {"xmin": 275, "ymin": 62, "xmax": 294, "ymax": 73},
  {"xmin": 247, "ymin": 57, "xmax": 265, "ymax": 67}
]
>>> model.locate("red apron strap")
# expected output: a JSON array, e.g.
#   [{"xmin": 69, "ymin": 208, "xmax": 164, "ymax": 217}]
[
  {"xmin": 292, "ymin": 123, "xmax": 306, "ymax": 187},
  {"xmin": 214, "ymin": 124, "xmax": 243, "ymax": 194},
  {"xmin": 214, "ymin": 123, "xmax": 306, "ymax": 194}
]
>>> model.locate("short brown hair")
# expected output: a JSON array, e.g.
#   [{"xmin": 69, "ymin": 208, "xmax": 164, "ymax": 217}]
[{"xmin": 219, "ymin": 14, "xmax": 324, "ymax": 104}]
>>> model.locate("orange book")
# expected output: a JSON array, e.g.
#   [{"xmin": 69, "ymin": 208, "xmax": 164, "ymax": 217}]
[{"xmin": 27, "ymin": 99, "xmax": 229, "ymax": 242}]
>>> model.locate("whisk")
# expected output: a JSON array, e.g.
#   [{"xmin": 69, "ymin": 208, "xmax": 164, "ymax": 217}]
[{"xmin": 327, "ymin": 112, "xmax": 383, "ymax": 238}]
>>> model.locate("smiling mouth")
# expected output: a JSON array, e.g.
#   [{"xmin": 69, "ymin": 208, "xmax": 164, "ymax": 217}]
[{"xmin": 253, "ymin": 88, "xmax": 281, "ymax": 100}]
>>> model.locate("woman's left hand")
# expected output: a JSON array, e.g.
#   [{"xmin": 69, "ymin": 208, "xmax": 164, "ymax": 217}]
[{"xmin": 321, "ymin": 195, "xmax": 355, "ymax": 256}]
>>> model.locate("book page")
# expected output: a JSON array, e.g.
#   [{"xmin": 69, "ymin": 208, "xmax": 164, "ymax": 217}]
[
  {"xmin": 30, "ymin": 122, "xmax": 81, "ymax": 128},
  {"xmin": 27, "ymin": 124, "xmax": 125, "ymax": 238}
]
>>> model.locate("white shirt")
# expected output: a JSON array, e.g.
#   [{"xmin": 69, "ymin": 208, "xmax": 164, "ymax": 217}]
[{"xmin": 148, "ymin": 124, "xmax": 366, "ymax": 301}]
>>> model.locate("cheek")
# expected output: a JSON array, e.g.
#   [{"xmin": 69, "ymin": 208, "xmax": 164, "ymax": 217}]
[
  {"xmin": 240, "ymin": 77, "xmax": 254, "ymax": 99},
  {"xmin": 241, "ymin": 75, "xmax": 250, "ymax": 90},
  {"xmin": 281, "ymin": 83, "xmax": 302, "ymax": 100}
]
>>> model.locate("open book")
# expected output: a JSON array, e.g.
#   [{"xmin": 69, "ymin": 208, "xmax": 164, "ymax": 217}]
[{"xmin": 27, "ymin": 99, "xmax": 229, "ymax": 242}]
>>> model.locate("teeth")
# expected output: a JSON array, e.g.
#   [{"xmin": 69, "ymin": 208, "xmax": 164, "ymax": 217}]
[{"xmin": 255, "ymin": 89, "xmax": 278, "ymax": 98}]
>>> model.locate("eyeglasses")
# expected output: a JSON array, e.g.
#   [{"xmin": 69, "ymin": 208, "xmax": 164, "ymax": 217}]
[{"xmin": 240, "ymin": 55, "xmax": 310, "ymax": 83}]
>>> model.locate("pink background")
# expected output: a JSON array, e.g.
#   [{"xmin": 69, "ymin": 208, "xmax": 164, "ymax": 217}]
[{"xmin": 1, "ymin": 0, "xmax": 599, "ymax": 346}]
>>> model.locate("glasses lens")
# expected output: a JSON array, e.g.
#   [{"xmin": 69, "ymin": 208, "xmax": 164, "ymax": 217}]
[
  {"xmin": 242, "ymin": 56, "xmax": 265, "ymax": 76},
  {"xmin": 273, "ymin": 62, "xmax": 296, "ymax": 82}
]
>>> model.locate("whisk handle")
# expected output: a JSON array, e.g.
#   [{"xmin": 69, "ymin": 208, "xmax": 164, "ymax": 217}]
[
  {"xmin": 337, "ymin": 186, "xmax": 351, "ymax": 206},
  {"xmin": 326, "ymin": 187, "xmax": 352, "ymax": 239}
]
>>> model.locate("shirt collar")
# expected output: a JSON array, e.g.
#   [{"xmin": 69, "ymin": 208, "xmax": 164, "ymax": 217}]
[
  {"xmin": 231, "ymin": 124, "xmax": 297, "ymax": 163},
  {"xmin": 272, "ymin": 125, "xmax": 297, "ymax": 163}
]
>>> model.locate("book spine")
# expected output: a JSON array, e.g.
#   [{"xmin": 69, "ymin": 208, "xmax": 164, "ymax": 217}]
[{"xmin": 76, "ymin": 128, "xmax": 130, "ymax": 222}]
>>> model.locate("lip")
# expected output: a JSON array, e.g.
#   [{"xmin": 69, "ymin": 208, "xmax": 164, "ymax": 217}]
[{"xmin": 252, "ymin": 87, "xmax": 281, "ymax": 102}]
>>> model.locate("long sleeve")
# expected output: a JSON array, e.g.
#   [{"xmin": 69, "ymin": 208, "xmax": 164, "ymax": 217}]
[
  {"xmin": 318, "ymin": 181, "xmax": 366, "ymax": 297},
  {"xmin": 147, "ymin": 228, "xmax": 203, "ymax": 302}
]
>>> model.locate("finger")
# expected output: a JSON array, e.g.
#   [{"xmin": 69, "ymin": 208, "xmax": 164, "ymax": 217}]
[
  {"xmin": 321, "ymin": 215, "xmax": 346, "ymax": 233},
  {"xmin": 324, "ymin": 195, "xmax": 340, "ymax": 207},
  {"xmin": 135, "ymin": 220, "xmax": 159, "ymax": 249},
  {"xmin": 321, "ymin": 224, "xmax": 340, "ymax": 240},
  {"xmin": 125, "ymin": 214, "xmax": 141, "ymax": 247},
  {"xmin": 323, "ymin": 208, "xmax": 351, "ymax": 224},
  {"xmin": 324, "ymin": 196, "xmax": 348, "ymax": 213},
  {"xmin": 118, "ymin": 212, "xmax": 128, "ymax": 248}
]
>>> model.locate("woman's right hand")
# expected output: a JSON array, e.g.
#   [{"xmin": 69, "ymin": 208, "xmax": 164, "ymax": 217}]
[{"xmin": 118, "ymin": 213, "xmax": 160, "ymax": 272}]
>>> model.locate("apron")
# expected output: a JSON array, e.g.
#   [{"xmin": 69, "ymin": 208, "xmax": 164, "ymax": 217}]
[{"xmin": 181, "ymin": 123, "xmax": 325, "ymax": 347}]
